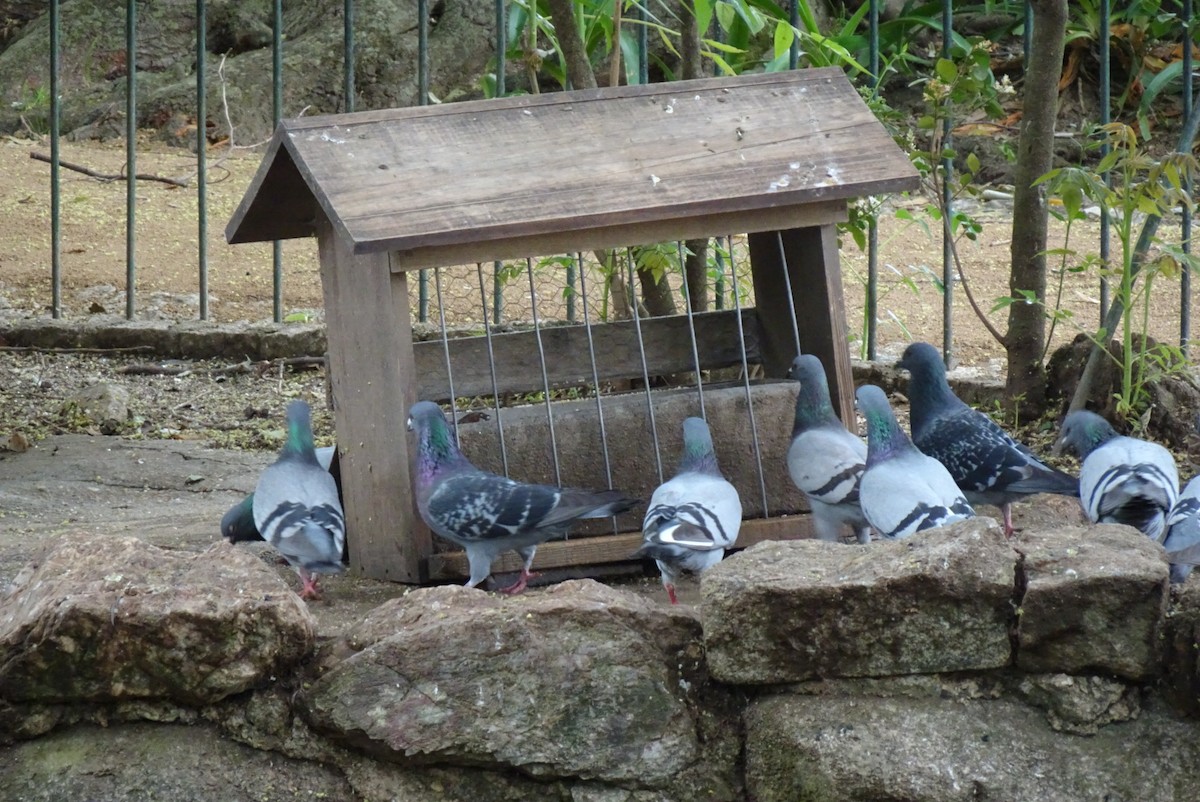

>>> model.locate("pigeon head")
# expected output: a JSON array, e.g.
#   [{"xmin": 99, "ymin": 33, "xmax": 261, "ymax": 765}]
[
  {"xmin": 788, "ymin": 354, "xmax": 838, "ymax": 432},
  {"xmin": 408, "ymin": 401, "xmax": 469, "ymax": 475},
  {"xmin": 220, "ymin": 494, "xmax": 260, "ymax": 543},
  {"xmin": 282, "ymin": 400, "xmax": 318, "ymax": 461},
  {"xmin": 1055, "ymin": 410, "xmax": 1118, "ymax": 459},
  {"xmin": 678, "ymin": 417, "xmax": 720, "ymax": 475},
  {"xmin": 855, "ymin": 384, "xmax": 911, "ymax": 462},
  {"xmin": 896, "ymin": 342, "xmax": 958, "ymax": 430}
]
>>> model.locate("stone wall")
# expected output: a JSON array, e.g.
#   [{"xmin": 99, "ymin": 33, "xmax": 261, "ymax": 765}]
[{"xmin": 1, "ymin": 522, "xmax": 1198, "ymax": 801}]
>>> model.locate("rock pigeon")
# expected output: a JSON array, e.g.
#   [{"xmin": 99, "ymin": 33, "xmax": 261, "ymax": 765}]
[
  {"xmin": 633, "ymin": 417, "xmax": 742, "ymax": 604},
  {"xmin": 252, "ymin": 401, "xmax": 346, "ymax": 600},
  {"xmin": 407, "ymin": 400, "xmax": 638, "ymax": 594},
  {"xmin": 785, "ymin": 354, "xmax": 871, "ymax": 544},
  {"xmin": 1055, "ymin": 410, "xmax": 1179, "ymax": 541},
  {"xmin": 222, "ymin": 445, "xmax": 340, "ymax": 545},
  {"xmin": 855, "ymin": 384, "xmax": 975, "ymax": 538},
  {"xmin": 897, "ymin": 341, "xmax": 1078, "ymax": 536},
  {"xmin": 1163, "ymin": 476, "xmax": 1200, "ymax": 583}
]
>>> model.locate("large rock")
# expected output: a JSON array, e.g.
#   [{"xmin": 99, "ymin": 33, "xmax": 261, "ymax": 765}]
[
  {"xmin": 745, "ymin": 692, "xmax": 1200, "ymax": 802},
  {"xmin": 1163, "ymin": 579, "xmax": 1200, "ymax": 717},
  {"xmin": 300, "ymin": 581, "xmax": 739, "ymax": 797},
  {"xmin": 1015, "ymin": 524, "xmax": 1169, "ymax": 680},
  {"xmin": 702, "ymin": 518, "xmax": 1016, "ymax": 683},
  {"xmin": 0, "ymin": 533, "xmax": 315, "ymax": 707}
]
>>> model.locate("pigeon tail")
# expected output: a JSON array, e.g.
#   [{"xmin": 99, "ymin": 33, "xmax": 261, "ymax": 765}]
[
  {"xmin": 788, "ymin": 354, "xmax": 840, "ymax": 434},
  {"xmin": 896, "ymin": 342, "xmax": 962, "ymax": 437},
  {"xmin": 282, "ymin": 400, "xmax": 320, "ymax": 463},
  {"xmin": 855, "ymin": 385, "xmax": 913, "ymax": 465},
  {"xmin": 678, "ymin": 417, "xmax": 721, "ymax": 476},
  {"xmin": 552, "ymin": 488, "xmax": 639, "ymax": 521}
]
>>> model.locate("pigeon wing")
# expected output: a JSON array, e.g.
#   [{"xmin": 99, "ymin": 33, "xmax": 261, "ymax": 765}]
[{"xmin": 787, "ymin": 426, "xmax": 867, "ymax": 506}]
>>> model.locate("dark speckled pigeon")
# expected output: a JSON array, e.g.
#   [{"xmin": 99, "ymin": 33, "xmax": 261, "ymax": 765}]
[
  {"xmin": 1056, "ymin": 409, "xmax": 1178, "ymax": 542},
  {"xmin": 252, "ymin": 401, "xmax": 346, "ymax": 600},
  {"xmin": 856, "ymin": 384, "xmax": 975, "ymax": 539},
  {"xmin": 785, "ymin": 354, "xmax": 871, "ymax": 544},
  {"xmin": 634, "ymin": 417, "xmax": 742, "ymax": 604},
  {"xmin": 897, "ymin": 341, "xmax": 1078, "ymax": 536},
  {"xmin": 407, "ymin": 400, "xmax": 638, "ymax": 593}
]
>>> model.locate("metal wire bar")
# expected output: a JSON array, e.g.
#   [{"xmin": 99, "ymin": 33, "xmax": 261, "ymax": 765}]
[
  {"xmin": 675, "ymin": 241, "xmax": 707, "ymax": 419},
  {"xmin": 526, "ymin": 258, "xmax": 562, "ymax": 485},
  {"xmin": 774, "ymin": 232, "xmax": 803, "ymax": 360},
  {"xmin": 626, "ymin": 248, "xmax": 664, "ymax": 485},
  {"xmin": 727, "ymin": 237, "xmax": 770, "ymax": 516},
  {"xmin": 50, "ymin": 0, "xmax": 61, "ymax": 319},
  {"xmin": 492, "ymin": 0, "xmax": 507, "ymax": 324},
  {"xmin": 196, "ymin": 0, "xmax": 208, "ymax": 320},
  {"xmin": 1099, "ymin": 0, "xmax": 1112, "ymax": 322},
  {"xmin": 575, "ymin": 253, "xmax": 614, "ymax": 494},
  {"xmin": 272, "ymin": 0, "xmax": 284, "ymax": 323},
  {"xmin": 1182, "ymin": 0, "xmax": 1194, "ymax": 353},
  {"xmin": 434, "ymin": 267, "xmax": 459, "ymax": 445},
  {"xmin": 344, "ymin": 0, "xmax": 355, "ymax": 112},
  {"xmin": 940, "ymin": 0, "xmax": 953, "ymax": 365},
  {"xmin": 475, "ymin": 263, "xmax": 509, "ymax": 475},
  {"xmin": 418, "ymin": 0, "xmax": 430, "ymax": 323},
  {"xmin": 125, "ymin": 0, "xmax": 137, "ymax": 319}
]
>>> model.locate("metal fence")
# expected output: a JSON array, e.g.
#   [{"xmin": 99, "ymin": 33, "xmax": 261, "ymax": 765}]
[{"xmin": 12, "ymin": 0, "xmax": 1197, "ymax": 361}]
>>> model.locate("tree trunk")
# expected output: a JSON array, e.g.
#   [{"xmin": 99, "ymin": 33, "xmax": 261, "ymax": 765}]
[
  {"xmin": 544, "ymin": 0, "xmax": 597, "ymax": 90},
  {"xmin": 1004, "ymin": 0, "xmax": 1067, "ymax": 414},
  {"xmin": 680, "ymin": 1, "xmax": 709, "ymax": 312}
]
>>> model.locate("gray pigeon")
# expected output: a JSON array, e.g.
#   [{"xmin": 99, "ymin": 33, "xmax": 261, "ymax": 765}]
[
  {"xmin": 223, "ymin": 445, "xmax": 339, "ymax": 545},
  {"xmin": 1163, "ymin": 476, "xmax": 1200, "ymax": 583},
  {"xmin": 252, "ymin": 401, "xmax": 346, "ymax": 600},
  {"xmin": 786, "ymin": 354, "xmax": 871, "ymax": 544},
  {"xmin": 407, "ymin": 400, "xmax": 638, "ymax": 593},
  {"xmin": 856, "ymin": 384, "xmax": 975, "ymax": 538},
  {"xmin": 634, "ymin": 417, "xmax": 742, "ymax": 604},
  {"xmin": 1056, "ymin": 410, "xmax": 1178, "ymax": 541},
  {"xmin": 897, "ymin": 341, "xmax": 1078, "ymax": 536}
]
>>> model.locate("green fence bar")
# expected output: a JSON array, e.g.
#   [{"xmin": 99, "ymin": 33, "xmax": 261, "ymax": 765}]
[
  {"xmin": 50, "ymin": 0, "xmax": 61, "ymax": 319},
  {"xmin": 344, "ymin": 0, "xmax": 355, "ymax": 112},
  {"xmin": 197, "ymin": 0, "xmax": 208, "ymax": 320},
  {"xmin": 125, "ymin": 0, "xmax": 137, "ymax": 319},
  {"xmin": 272, "ymin": 0, "xmax": 284, "ymax": 323},
  {"xmin": 940, "ymin": 0, "xmax": 953, "ymax": 366},
  {"xmin": 1182, "ymin": 0, "xmax": 1194, "ymax": 353}
]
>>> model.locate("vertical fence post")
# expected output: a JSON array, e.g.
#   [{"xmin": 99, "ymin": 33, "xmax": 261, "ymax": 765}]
[
  {"xmin": 125, "ymin": 0, "xmax": 137, "ymax": 319},
  {"xmin": 491, "ymin": 0, "xmax": 506, "ymax": 325},
  {"xmin": 344, "ymin": 0, "xmax": 355, "ymax": 113},
  {"xmin": 866, "ymin": 0, "xmax": 880, "ymax": 360},
  {"xmin": 940, "ymin": 0, "xmax": 953, "ymax": 366},
  {"xmin": 197, "ymin": 0, "xmax": 208, "ymax": 320},
  {"xmin": 1098, "ymin": 0, "xmax": 1111, "ymax": 324},
  {"xmin": 1181, "ymin": 0, "xmax": 1193, "ymax": 354},
  {"xmin": 638, "ymin": 3, "xmax": 648, "ymax": 85},
  {"xmin": 789, "ymin": 0, "xmax": 800, "ymax": 70},
  {"xmin": 50, "ymin": 0, "xmax": 61, "ymax": 319},
  {"xmin": 271, "ymin": 0, "xmax": 284, "ymax": 323},
  {"xmin": 417, "ymin": 0, "xmax": 430, "ymax": 323}
]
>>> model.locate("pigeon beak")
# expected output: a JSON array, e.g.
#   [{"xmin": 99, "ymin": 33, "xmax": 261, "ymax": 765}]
[
  {"xmin": 406, "ymin": 417, "xmax": 414, "ymax": 432},
  {"xmin": 1050, "ymin": 436, "xmax": 1065, "ymax": 457}
]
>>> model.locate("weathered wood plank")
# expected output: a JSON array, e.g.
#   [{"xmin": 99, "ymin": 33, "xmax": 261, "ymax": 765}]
[
  {"xmin": 425, "ymin": 514, "xmax": 818, "ymax": 581},
  {"xmin": 748, "ymin": 225, "xmax": 856, "ymax": 425},
  {"xmin": 413, "ymin": 307, "xmax": 762, "ymax": 401},
  {"xmin": 317, "ymin": 221, "xmax": 429, "ymax": 582},
  {"xmin": 227, "ymin": 69, "xmax": 919, "ymax": 255}
]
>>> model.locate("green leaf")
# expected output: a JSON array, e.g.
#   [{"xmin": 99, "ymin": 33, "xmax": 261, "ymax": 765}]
[
  {"xmin": 966, "ymin": 152, "xmax": 981, "ymax": 176},
  {"xmin": 935, "ymin": 57, "xmax": 958, "ymax": 83},
  {"xmin": 693, "ymin": 0, "xmax": 715, "ymax": 34},
  {"xmin": 773, "ymin": 20, "xmax": 795, "ymax": 61}
]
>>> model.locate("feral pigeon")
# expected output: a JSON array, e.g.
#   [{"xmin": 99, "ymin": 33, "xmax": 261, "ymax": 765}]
[
  {"xmin": 634, "ymin": 417, "xmax": 742, "ymax": 604},
  {"xmin": 1163, "ymin": 476, "xmax": 1200, "ymax": 583},
  {"xmin": 1055, "ymin": 410, "xmax": 1179, "ymax": 541},
  {"xmin": 897, "ymin": 341, "xmax": 1078, "ymax": 536},
  {"xmin": 407, "ymin": 400, "xmax": 638, "ymax": 593},
  {"xmin": 252, "ymin": 401, "xmax": 346, "ymax": 600},
  {"xmin": 222, "ymin": 445, "xmax": 340, "ymax": 546},
  {"xmin": 785, "ymin": 354, "xmax": 871, "ymax": 544},
  {"xmin": 855, "ymin": 384, "xmax": 975, "ymax": 538}
]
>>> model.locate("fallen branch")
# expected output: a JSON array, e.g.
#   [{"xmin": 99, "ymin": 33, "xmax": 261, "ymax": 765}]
[
  {"xmin": 119, "ymin": 356, "xmax": 326, "ymax": 377},
  {"xmin": 29, "ymin": 151, "xmax": 190, "ymax": 188},
  {"xmin": 0, "ymin": 344, "xmax": 156, "ymax": 355}
]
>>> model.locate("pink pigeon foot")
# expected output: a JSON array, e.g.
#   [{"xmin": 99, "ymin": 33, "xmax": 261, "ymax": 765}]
[
  {"xmin": 297, "ymin": 568, "xmax": 323, "ymax": 600},
  {"xmin": 498, "ymin": 567, "xmax": 540, "ymax": 595},
  {"xmin": 666, "ymin": 584, "xmax": 679, "ymax": 605},
  {"xmin": 1001, "ymin": 503, "xmax": 1015, "ymax": 538}
]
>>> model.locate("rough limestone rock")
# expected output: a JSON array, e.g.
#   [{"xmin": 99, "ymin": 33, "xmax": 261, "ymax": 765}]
[
  {"xmin": 745, "ymin": 693, "xmax": 1200, "ymax": 802},
  {"xmin": 1016, "ymin": 524, "xmax": 1169, "ymax": 680},
  {"xmin": 0, "ymin": 533, "xmax": 315, "ymax": 707},
  {"xmin": 301, "ymin": 581, "xmax": 739, "ymax": 797},
  {"xmin": 1014, "ymin": 673, "xmax": 1140, "ymax": 734},
  {"xmin": 702, "ymin": 518, "xmax": 1016, "ymax": 683},
  {"xmin": 64, "ymin": 382, "xmax": 129, "ymax": 433},
  {"xmin": 1163, "ymin": 579, "xmax": 1200, "ymax": 717}
]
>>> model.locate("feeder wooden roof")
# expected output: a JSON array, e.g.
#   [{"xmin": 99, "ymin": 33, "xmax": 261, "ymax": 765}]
[{"xmin": 225, "ymin": 68, "xmax": 918, "ymax": 268}]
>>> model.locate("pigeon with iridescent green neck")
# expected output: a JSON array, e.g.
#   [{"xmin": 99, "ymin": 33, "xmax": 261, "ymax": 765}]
[
  {"xmin": 252, "ymin": 401, "xmax": 346, "ymax": 600},
  {"xmin": 634, "ymin": 417, "xmax": 742, "ymax": 604},
  {"xmin": 222, "ymin": 445, "xmax": 340, "ymax": 548},
  {"xmin": 856, "ymin": 384, "xmax": 974, "ymax": 539},
  {"xmin": 407, "ymin": 400, "xmax": 638, "ymax": 593}
]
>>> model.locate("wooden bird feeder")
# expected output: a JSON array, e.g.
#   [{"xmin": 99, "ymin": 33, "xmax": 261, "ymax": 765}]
[{"xmin": 226, "ymin": 68, "xmax": 919, "ymax": 584}]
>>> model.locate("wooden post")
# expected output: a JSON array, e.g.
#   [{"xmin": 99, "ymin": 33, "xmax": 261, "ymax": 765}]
[
  {"xmin": 748, "ymin": 225, "xmax": 855, "ymax": 425},
  {"xmin": 316, "ymin": 219, "xmax": 429, "ymax": 582}
]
